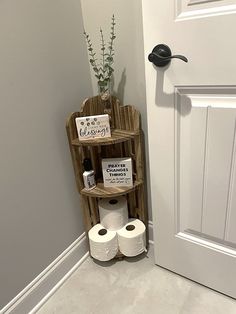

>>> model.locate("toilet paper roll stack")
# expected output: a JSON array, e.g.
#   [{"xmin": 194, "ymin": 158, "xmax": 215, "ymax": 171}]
[
  {"xmin": 98, "ymin": 196, "xmax": 128, "ymax": 231},
  {"xmin": 88, "ymin": 196, "xmax": 146, "ymax": 261}
]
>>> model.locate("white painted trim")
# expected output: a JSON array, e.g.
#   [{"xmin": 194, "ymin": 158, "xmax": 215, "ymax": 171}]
[
  {"xmin": 224, "ymin": 121, "xmax": 236, "ymax": 241},
  {"xmin": 188, "ymin": 0, "xmax": 220, "ymax": 6},
  {"xmin": 176, "ymin": 232, "xmax": 236, "ymax": 257},
  {"xmin": 1, "ymin": 233, "xmax": 88, "ymax": 314},
  {"xmin": 29, "ymin": 253, "xmax": 89, "ymax": 314},
  {"xmin": 176, "ymin": 4, "xmax": 236, "ymax": 21},
  {"xmin": 176, "ymin": 86, "xmax": 236, "ymax": 108},
  {"xmin": 2, "ymin": 222, "xmax": 154, "ymax": 314},
  {"xmin": 148, "ymin": 220, "xmax": 154, "ymax": 244}
]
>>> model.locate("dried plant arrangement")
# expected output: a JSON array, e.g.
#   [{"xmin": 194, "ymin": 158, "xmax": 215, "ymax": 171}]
[{"xmin": 84, "ymin": 15, "xmax": 116, "ymax": 101}]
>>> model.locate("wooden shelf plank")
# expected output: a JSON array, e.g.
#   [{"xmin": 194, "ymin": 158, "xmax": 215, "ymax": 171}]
[
  {"xmin": 71, "ymin": 129, "xmax": 139, "ymax": 147},
  {"xmin": 80, "ymin": 180, "xmax": 143, "ymax": 198}
]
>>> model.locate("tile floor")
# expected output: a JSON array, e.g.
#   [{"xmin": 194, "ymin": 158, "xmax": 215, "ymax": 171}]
[{"xmin": 37, "ymin": 246, "xmax": 236, "ymax": 314}]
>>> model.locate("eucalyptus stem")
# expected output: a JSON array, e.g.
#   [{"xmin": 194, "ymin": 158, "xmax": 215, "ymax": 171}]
[
  {"xmin": 83, "ymin": 30, "xmax": 99, "ymax": 74},
  {"xmin": 83, "ymin": 15, "xmax": 116, "ymax": 96},
  {"xmin": 107, "ymin": 15, "xmax": 116, "ymax": 77},
  {"xmin": 100, "ymin": 28, "xmax": 106, "ymax": 92},
  {"xmin": 100, "ymin": 28, "xmax": 105, "ymax": 71}
]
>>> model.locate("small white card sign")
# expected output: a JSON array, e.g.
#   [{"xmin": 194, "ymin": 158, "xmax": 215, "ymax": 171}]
[
  {"xmin": 102, "ymin": 158, "xmax": 133, "ymax": 187},
  {"xmin": 75, "ymin": 114, "xmax": 111, "ymax": 140}
]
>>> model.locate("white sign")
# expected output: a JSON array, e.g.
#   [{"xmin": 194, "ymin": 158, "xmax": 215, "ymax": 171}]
[
  {"xmin": 102, "ymin": 158, "xmax": 133, "ymax": 187},
  {"xmin": 76, "ymin": 114, "xmax": 111, "ymax": 140}
]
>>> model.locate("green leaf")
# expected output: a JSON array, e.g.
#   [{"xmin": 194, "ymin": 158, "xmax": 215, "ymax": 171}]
[
  {"xmin": 106, "ymin": 57, "xmax": 113, "ymax": 62},
  {"xmin": 98, "ymin": 81, "xmax": 107, "ymax": 87},
  {"xmin": 96, "ymin": 74, "xmax": 103, "ymax": 79},
  {"xmin": 108, "ymin": 66, "xmax": 114, "ymax": 72}
]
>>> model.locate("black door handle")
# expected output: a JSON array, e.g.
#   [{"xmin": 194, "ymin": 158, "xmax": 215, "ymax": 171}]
[{"xmin": 148, "ymin": 44, "xmax": 188, "ymax": 67}]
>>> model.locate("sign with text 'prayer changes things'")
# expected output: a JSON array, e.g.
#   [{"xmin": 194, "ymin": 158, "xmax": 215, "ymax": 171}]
[{"xmin": 102, "ymin": 158, "xmax": 133, "ymax": 187}]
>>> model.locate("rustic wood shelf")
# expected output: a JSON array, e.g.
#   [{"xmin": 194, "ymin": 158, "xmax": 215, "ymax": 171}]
[
  {"xmin": 72, "ymin": 129, "xmax": 139, "ymax": 147},
  {"xmin": 81, "ymin": 180, "xmax": 143, "ymax": 198},
  {"xmin": 66, "ymin": 95, "xmax": 148, "ymax": 259}
]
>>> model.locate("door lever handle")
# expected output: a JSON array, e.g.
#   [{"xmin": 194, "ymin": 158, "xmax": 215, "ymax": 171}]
[
  {"xmin": 150, "ymin": 52, "xmax": 188, "ymax": 63},
  {"xmin": 148, "ymin": 44, "xmax": 188, "ymax": 67}
]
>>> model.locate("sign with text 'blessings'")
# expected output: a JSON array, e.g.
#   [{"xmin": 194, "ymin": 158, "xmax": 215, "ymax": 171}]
[
  {"xmin": 75, "ymin": 114, "xmax": 111, "ymax": 140},
  {"xmin": 102, "ymin": 158, "xmax": 133, "ymax": 187}
]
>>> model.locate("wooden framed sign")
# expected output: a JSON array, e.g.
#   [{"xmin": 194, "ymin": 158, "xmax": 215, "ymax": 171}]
[
  {"xmin": 102, "ymin": 157, "xmax": 133, "ymax": 187},
  {"xmin": 75, "ymin": 114, "xmax": 111, "ymax": 140}
]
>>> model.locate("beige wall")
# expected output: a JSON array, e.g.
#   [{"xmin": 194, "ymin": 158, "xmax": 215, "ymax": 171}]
[
  {"xmin": 0, "ymin": 0, "xmax": 92, "ymax": 307},
  {"xmin": 81, "ymin": 0, "xmax": 151, "ymax": 219}
]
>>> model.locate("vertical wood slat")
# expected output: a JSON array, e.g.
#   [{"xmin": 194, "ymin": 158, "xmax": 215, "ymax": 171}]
[
  {"xmin": 128, "ymin": 106, "xmax": 134, "ymax": 130},
  {"xmin": 81, "ymin": 195, "xmax": 93, "ymax": 231},
  {"xmin": 88, "ymin": 197, "xmax": 99, "ymax": 226},
  {"xmin": 138, "ymin": 185, "xmax": 146, "ymax": 224},
  {"xmin": 134, "ymin": 133, "xmax": 144, "ymax": 181},
  {"xmin": 136, "ymin": 131, "xmax": 147, "ymax": 225},
  {"xmin": 113, "ymin": 99, "xmax": 122, "ymax": 129},
  {"xmin": 89, "ymin": 146, "xmax": 100, "ymax": 178},
  {"xmin": 125, "ymin": 106, "xmax": 131, "ymax": 130},
  {"xmin": 127, "ymin": 191, "xmax": 136, "ymax": 218},
  {"xmin": 133, "ymin": 107, "xmax": 141, "ymax": 131}
]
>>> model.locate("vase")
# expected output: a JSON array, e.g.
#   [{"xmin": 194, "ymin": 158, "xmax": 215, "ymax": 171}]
[
  {"xmin": 98, "ymin": 81, "xmax": 113, "ymax": 127},
  {"xmin": 99, "ymin": 80, "xmax": 111, "ymax": 102}
]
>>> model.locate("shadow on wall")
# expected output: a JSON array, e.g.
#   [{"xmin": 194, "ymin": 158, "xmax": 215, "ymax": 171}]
[
  {"xmin": 112, "ymin": 68, "xmax": 127, "ymax": 104},
  {"xmin": 155, "ymin": 66, "xmax": 191, "ymax": 116}
]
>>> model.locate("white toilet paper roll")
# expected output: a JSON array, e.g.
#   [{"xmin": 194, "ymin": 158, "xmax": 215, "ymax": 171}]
[
  {"xmin": 88, "ymin": 224, "xmax": 118, "ymax": 261},
  {"xmin": 98, "ymin": 196, "xmax": 128, "ymax": 231},
  {"xmin": 117, "ymin": 219, "xmax": 146, "ymax": 257}
]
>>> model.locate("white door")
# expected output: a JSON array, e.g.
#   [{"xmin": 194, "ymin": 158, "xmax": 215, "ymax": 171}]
[{"xmin": 142, "ymin": 0, "xmax": 236, "ymax": 297}]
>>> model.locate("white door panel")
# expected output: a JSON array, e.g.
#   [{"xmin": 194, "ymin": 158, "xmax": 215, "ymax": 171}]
[
  {"xmin": 142, "ymin": 0, "xmax": 236, "ymax": 297},
  {"xmin": 226, "ymin": 146, "xmax": 236, "ymax": 243},
  {"xmin": 179, "ymin": 105, "xmax": 207, "ymax": 233},
  {"xmin": 177, "ymin": 90, "xmax": 236, "ymax": 240},
  {"xmin": 201, "ymin": 108, "xmax": 235, "ymax": 239},
  {"xmin": 176, "ymin": 0, "xmax": 236, "ymax": 20}
]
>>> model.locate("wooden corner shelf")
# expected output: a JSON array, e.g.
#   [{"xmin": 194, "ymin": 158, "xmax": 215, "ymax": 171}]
[
  {"xmin": 81, "ymin": 180, "xmax": 143, "ymax": 198},
  {"xmin": 66, "ymin": 95, "xmax": 148, "ymax": 255},
  {"xmin": 71, "ymin": 129, "xmax": 139, "ymax": 147}
]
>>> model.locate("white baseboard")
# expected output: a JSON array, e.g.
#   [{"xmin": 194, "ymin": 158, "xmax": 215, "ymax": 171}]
[
  {"xmin": 2, "ymin": 221, "xmax": 154, "ymax": 314},
  {"xmin": 148, "ymin": 220, "xmax": 154, "ymax": 244},
  {"xmin": 1, "ymin": 233, "xmax": 88, "ymax": 314}
]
